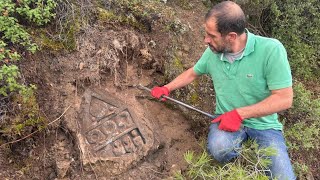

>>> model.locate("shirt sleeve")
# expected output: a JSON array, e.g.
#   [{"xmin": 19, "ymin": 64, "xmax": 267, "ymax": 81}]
[
  {"xmin": 193, "ymin": 47, "xmax": 212, "ymax": 75},
  {"xmin": 265, "ymin": 43, "xmax": 292, "ymax": 90}
]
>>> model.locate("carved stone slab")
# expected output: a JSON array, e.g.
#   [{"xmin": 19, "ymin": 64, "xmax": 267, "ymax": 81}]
[{"xmin": 78, "ymin": 89, "xmax": 153, "ymax": 169}]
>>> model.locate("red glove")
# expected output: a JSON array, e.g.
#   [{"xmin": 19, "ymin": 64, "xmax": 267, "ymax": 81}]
[
  {"xmin": 151, "ymin": 86, "xmax": 170, "ymax": 100},
  {"xmin": 212, "ymin": 109, "xmax": 243, "ymax": 132}
]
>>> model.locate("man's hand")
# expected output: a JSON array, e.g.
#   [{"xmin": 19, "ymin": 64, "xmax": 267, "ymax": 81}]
[
  {"xmin": 151, "ymin": 86, "xmax": 170, "ymax": 100},
  {"xmin": 212, "ymin": 109, "xmax": 244, "ymax": 132}
]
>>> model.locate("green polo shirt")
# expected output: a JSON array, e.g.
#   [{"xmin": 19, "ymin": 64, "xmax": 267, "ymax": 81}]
[{"xmin": 193, "ymin": 30, "xmax": 292, "ymax": 130}]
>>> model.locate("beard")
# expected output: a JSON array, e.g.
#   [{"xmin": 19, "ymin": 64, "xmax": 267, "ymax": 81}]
[{"xmin": 208, "ymin": 42, "xmax": 232, "ymax": 54}]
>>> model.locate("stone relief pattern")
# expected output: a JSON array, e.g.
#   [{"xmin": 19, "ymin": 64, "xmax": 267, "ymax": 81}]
[{"xmin": 83, "ymin": 96, "xmax": 145, "ymax": 157}]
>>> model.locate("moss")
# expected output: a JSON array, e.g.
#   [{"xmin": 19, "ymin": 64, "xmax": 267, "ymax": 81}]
[
  {"xmin": 40, "ymin": 35, "xmax": 65, "ymax": 51},
  {"xmin": 175, "ymin": 0, "xmax": 194, "ymax": 10},
  {"xmin": 1, "ymin": 93, "xmax": 46, "ymax": 137},
  {"xmin": 186, "ymin": 79, "xmax": 200, "ymax": 106},
  {"xmin": 173, "ymin": 55, "xmax": 184, "ymax": 70},
  {"xmin": 31, "ymin": 27, "xmax": 76, "ymax": 51},
  {"xmin": 97, "ymin": 7, "xmax": 148, "ymax": 31},
  {"xmin": 97, "ymin": 7, "xmax": 118, "ymax": 21},
  {"xmin": 189, "ymin": 87, "xmax": 200, "ymax": 105},
  {"xmin": 164, "ymin": 53, "xmax": 185, "ymax": 84},
  {"xmin": 63, "ymin": 23, "xmax": 79, "ymax": 50},
  {"xmin": 190, "ymin": 92, "xmax": 199, "ymax": 104}
]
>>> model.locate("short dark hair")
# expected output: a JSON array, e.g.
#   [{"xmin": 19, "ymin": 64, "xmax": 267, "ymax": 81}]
[{"xmin": 205, "ymin": 1, "xmax": 246, "ymax": 36}]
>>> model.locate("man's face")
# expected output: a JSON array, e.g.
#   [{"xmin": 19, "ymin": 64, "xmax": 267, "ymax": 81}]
[{"xmin": 204, "ymin": 19, "xmax": 231, "ymax": 54}]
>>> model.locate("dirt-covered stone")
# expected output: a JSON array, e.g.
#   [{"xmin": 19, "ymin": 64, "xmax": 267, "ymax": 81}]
[{"xmin": 76, "ymin": 89, "xmax": 155, "ymax": 175}]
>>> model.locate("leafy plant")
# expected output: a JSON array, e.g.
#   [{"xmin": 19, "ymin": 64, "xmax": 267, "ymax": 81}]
[
  {"xmin": 0, "ymin": 65, "xmax": 35, "ymax": 97},
  {"xmin": 284, "ymin": 81, "xmax": 320, "ymax": 151},
  {"xmin": 0, "ymin": 13, "xmax": 37, "ymax": 53},
  {"xmin": 286, "ymin": 122, "xmax": 320, "ymax": 151},
  {"xmin": 293, "ymin": 161, "xmax": 311, "ymax": 180},
  {"xmin": 16, "ymin": 0, "xmax": 57, "ymax": 26},
  {"xmin": 0, "ymin": 0, "xmax": 56, "ymax": 140},
  {"xmin": 269, "ymin": 0, "xmax": 320, "ymax": 81},
  {"xmin": 174, "ymin": 141, "xmax": 275, "ymax": 179},
  {"xmin": 0, "ymin": 0, "xmax": 56, "ymax": 98}
]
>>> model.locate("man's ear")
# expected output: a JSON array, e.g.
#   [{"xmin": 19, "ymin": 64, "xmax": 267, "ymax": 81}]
[{"xmin": 227, "ymin": 32, "xmax": 238, "ymax": 42}]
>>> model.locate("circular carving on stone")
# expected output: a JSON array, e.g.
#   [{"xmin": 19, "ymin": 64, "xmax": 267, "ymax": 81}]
[
  {"xmin": 100, "ymin": 121, "xmax": 117, "ymax": 137},
  {"xmin": 78, "ymin": 89, "xmax": 154, "ymax": 174},
  {"xmin": 86, "ymin": 129, "xmax": 105, "ymax": 144}
]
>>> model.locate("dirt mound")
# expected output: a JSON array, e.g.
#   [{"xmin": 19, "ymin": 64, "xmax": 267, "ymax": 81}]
[{"xmin": 0, "ymin": 24, "xmax": 203, "ymax": 179}]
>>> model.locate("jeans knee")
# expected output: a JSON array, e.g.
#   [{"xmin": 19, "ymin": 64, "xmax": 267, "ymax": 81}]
[
  {"xmin": 269, "ymin": 145, "xmax": 296, "ymax": 180},
  {"xmin": 207, "ymin": 138, "xmax": 238, "ymax": 163}
]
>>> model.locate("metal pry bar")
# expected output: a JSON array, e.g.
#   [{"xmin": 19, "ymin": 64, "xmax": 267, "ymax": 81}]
[{"xmin": 137, "ymin": 84, "xmax": 219, "ymax": 119}]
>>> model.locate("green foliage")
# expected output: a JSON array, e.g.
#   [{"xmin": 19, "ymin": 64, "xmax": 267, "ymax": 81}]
[
  {"xmin": 0, "ymin": 65, "xmax": 20, "ymax": 95},
  {"xmin": 281, "ymin": 81, "xmax": 320, "ymax": 177},
  {"xmin": 0, "ymin": 40, "xmax": 21, "ymax": 61},
  {"xmin": 207, "ymin": 0, "xmax": 319, "ymax": 82},
  {"xmin": 16, "ymin": 0, "xmax": 57, "ymax": 26},
  {"xmin": 174, "ymin": 141, "xmax": 274, "ymax": 179},
  {"xmin": 52, "ymin": 0, "xmax": 118, "ymax": 51},
  {"xmin": 284, "ymin": 81, "xmax": 320, "ymax": 150},
  {"xmin": 269, "ymin": 0, "xmax": 320, "ymax": 81},
  {"xmin": 0, "ymin": 0, "xmax": 55, "ymax": 141},
  {"xmin": 97, "ymin": 7, "xmax": 149, "ymax": 32},
  {"xmin": 182, "ymin": 150, "xmax": 214, "ymax": 179},
  {"xmin": 32, "ymin": 29, "xmax": 65, "ymax": 51},
  {"xmin": 0, "ymin": 14, "xmax": 37, "ymax": 52},
  {"xmin": 286, "ymin": 122, "xmax": 320, "ymax": 151},
  {"xmin": 96, "ymin": 0, "xmax": 185, "ymax": 35},
  {"xmin": 96, "ymin": 0, "xmax": 163, "ymax": 32},
  {"xmin": 0, "ymin": 65, "xmax": 36, "ymax": 97},
  {"xmin": 293, "ymin": 162, "xmax": 311, "ymax": 179},
  {"xmin": 0, "ymin": 0, "xmax": 56, "ymax": 97},
  {"xmin": 290, "ymin": 81, "xmax": 320, "ymax": 119}
]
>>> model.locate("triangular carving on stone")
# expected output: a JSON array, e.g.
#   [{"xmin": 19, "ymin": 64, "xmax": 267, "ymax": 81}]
[{"xmin": 78, "ymin": 89, "xmax": 154, "ymax": 171}]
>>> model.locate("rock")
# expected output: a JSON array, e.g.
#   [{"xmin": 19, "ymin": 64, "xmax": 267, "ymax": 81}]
[
  {"xmin": 56, "ymin": 160, "xmax": 71, "ymax": 178},
  {"xmin": 77, "ymin": 89, "xmax": 155, "ymax": 176},
  {"xmin": 79, "ymin": 62, "xmax": 85, "ymax": 70}
]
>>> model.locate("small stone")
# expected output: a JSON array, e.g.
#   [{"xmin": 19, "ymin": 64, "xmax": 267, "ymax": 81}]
[
  {"xmin": 48, "ymin": 171, "xmax": 56, "ymax": 180},
  {"xmin": 148, "ymin": 40, "xmax": 156, "ymax": 48},
  {"xmin": 112, "ymin": 39, "xmax": 122, "ymax": 51},
  {"xmin": 79, "ymin": 62, "xmax": 85, "ymax": 70},
  {"xmin": 34, "ymin": 167, "xmax": 40, "ymax": 172},
  {"xmin": 170, "ymin": 164, "xmax": 180, "ymax": 175}
]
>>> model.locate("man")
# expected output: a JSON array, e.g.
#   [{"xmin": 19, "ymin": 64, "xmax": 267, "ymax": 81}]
[{"xmin": 150, "ymin": 1, "xmax": 296, "ymax": 179}]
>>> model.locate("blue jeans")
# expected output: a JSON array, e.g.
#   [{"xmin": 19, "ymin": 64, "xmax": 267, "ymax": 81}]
[{"xmin": 207, "ymin": 123, "xmax": 296, "ymax": 180}]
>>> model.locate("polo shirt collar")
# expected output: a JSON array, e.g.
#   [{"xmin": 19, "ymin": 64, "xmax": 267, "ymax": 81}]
[
  {"xmin": 219, "ymin": 29, "xmax": 255, "ymax": 61},
  {"xmin": 243, "ymin": 29, "xmax": 255, "ymax": 57}
]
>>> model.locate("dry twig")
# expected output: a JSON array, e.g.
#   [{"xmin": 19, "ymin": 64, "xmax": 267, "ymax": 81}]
[{"xmin": 0, "ymin": 105, "xmax": 71, "ymax": 148}]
